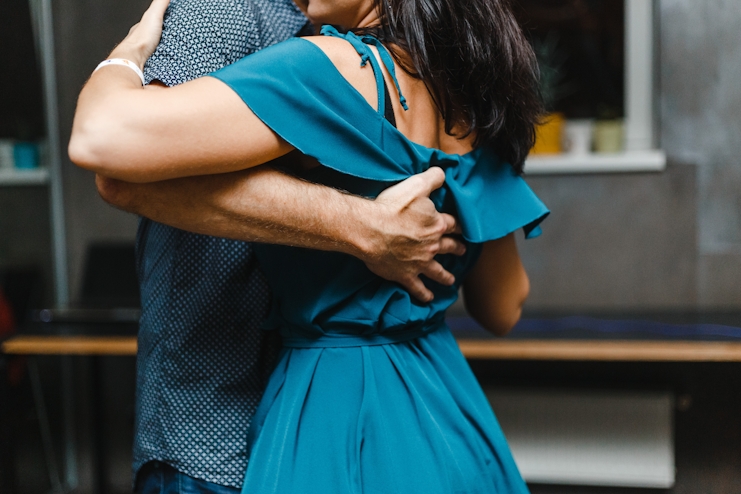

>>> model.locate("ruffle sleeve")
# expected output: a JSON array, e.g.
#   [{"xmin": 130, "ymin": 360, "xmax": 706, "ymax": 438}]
[
  {"xmin": 211, "ymin": 37, "xmax": 548, "ymax": 243},
  {"xmin": 434, "ymin": 148, "xmax": 550, "ymax": 241}
]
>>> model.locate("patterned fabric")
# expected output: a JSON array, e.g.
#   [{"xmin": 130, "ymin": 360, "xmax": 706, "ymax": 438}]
[
  {"xmin": 143, "ymin": 0, "xmax": 307, "ymax": 85},
  {"xmin": 133, "ymin": 0, "xmax": 307, "ymax": 488}
]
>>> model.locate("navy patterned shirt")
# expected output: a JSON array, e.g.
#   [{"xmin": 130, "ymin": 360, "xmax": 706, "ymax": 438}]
[{"xmin": 133, "ymin": 0, "xmax": 307, "ymax": 487}]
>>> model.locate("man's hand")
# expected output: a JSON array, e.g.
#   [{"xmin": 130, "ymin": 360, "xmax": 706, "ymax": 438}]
[{"xmin": 358, "ymin": 167, "xmax": 465, "ymax": 303}]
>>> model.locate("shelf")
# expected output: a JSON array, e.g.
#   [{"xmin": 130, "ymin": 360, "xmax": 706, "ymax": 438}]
[
  {"xmin": 7, "ymin": 334, "xmax": 741, "ymax": 362},
  {"xmin": 525, "ymin": 149, "xmax": 666, "ymax": 175},
  {"xmin": 457, "ymin": 339, "xmax": 741, "ymax": 362},
  {"xmin": 2, "ymin": 335, "xmax": 137, "ymax": 356},
  {"xmin": 0, "ymin": 167, "xmax": 50, "ymax": 185}
]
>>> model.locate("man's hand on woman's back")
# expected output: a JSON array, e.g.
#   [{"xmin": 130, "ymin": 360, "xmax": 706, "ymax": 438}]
[{"xmin": 358, "ymin": 167, "xmax": 464, "ymax": 302}]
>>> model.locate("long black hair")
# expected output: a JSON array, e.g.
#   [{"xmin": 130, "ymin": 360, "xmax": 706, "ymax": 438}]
[{"xmin": 354, "ymin": 0, "xmax": 541, "ymax": 173}]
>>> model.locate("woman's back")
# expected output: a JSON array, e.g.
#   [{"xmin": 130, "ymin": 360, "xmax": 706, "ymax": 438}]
[{"xmin": 302, "ymin": 35, "xmax": 475, "ymax": 156}]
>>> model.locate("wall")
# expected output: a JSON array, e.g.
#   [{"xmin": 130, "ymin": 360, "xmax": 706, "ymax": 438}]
[
  {"xmin": 0, "ymin": 187, "xmax": 52, "ymax": 305},
  {"xmin": 519, "ymin": 0, "xmax": 741, "ymax": 310},
  {"xmin": 660, "ymin": 0, "xmax": 741, "ymax": 307},
  {"xmin": 53, "ymin": 0, "xmax": 147, "ymax": 302}
]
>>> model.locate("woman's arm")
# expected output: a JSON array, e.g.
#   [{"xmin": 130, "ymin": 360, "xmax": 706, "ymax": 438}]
[
  {"xmin": 462, "ymin": 234, "xmax": 530, "ymax": 336},
  {"xmin": 69, "ymin": 0, "xmax": 292, "ymax": 183},
  {"xmin": 69, "ymin": 70, "xmax": 290, "ymax": 183}
]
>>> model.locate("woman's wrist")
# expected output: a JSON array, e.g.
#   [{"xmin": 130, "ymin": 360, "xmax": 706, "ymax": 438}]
[
  {"xmin": 94, "ymin": 59, "xmax": 146, "ymax": 85},
  {"xmin": 108, "ymin": 43, "xmax": 149, "ymax": 71}
]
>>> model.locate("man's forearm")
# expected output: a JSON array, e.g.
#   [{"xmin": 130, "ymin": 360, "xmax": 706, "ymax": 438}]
[
  {"xmin": 98, "ymin": 165, "xmax": 462, "ymax": 301},
  {"xmin": 99, "ymin": 165, "xmax": 376, "ymax": 258}
]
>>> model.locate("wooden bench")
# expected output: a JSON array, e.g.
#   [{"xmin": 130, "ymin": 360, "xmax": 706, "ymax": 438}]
[{"xmin": 5, "ymin": 334, "xmax": 741, "ymax": 362}]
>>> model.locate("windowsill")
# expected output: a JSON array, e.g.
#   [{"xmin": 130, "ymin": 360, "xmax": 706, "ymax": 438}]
[
  {"xmin": 0, "ymin": 167, "xmax": 50, "ymax": 186},
  {"xmin": 525, "ymin": 149, "xmax": 666, "ymax": 175}
]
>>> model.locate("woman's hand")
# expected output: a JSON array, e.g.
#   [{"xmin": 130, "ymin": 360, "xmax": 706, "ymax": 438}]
[{"xmin": 108, "ymin": 0, "xmax": 171, "ymax": 69}]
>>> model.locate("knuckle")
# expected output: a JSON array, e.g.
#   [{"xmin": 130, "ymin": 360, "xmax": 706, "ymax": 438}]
[
  {"xmin": 430, "ymin": 167, "xmax": 445, "ymax": 182},
  {"xmin": 434, "ymin": 219, "xmax": 447, "ymax": 236}
]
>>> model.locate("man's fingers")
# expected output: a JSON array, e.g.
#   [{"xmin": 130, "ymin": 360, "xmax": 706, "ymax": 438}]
[
  {"xmin": 438, "ymin": 236, "xmax": 466, "ymax": 256},
  {"xmin": 439, "ymin": 213, "xmax": 459, "ymax": 235},
  {"xmin": 378, "ymin": 167, "xmax": 445, "ymax": 203},
  {"xmin": 414, "ymin": 167, "xmax": 446, "ymax": 196},
  {"xmin": 398, "ymin": 276, "xmax": 434, "ymax": 303},
  {"xmin": 422, "ymin": 261, "xmax": 455, "ymax": 286}
]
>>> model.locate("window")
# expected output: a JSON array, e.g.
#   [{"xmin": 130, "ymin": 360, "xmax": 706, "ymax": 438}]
[{"xmin": 516, "ymin": 0, "xmax": 664, "ymax": 174}]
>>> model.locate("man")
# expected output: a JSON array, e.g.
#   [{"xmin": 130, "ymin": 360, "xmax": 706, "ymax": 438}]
[{"xmin": 94, "ymin": 0, "xmax": 462, "ymax": 492}]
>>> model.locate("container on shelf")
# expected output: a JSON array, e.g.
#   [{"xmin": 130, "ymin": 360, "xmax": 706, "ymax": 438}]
[
  {"xmin": 0, "ymin": 140, "xmax": 14, "ymax": 169},
  {"xmin": 593, "ymin": 119, "xmax": 624, "ymax": 153},
  {"xmin": 13, "ymin": 141, "xmax": 39, "ymax": 169},
  {"xmin": 531, "ymin": 112, "xmax": 564, "ymax": 155},
  {"xmin": 563, "ymin": 119, "xmax": 594, "ymax": 155}
]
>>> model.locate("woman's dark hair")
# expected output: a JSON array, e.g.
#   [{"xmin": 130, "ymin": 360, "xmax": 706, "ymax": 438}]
[{"xmin": 355, "ymin": 0, "xmax": 542, "ymax": 173}]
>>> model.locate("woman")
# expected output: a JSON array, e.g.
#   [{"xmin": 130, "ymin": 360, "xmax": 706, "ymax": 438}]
[{"xmin": 71, "ymin": 0, "xmax": 548, "ymax": 491}]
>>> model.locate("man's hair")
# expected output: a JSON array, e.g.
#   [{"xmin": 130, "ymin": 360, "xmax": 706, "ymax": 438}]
[{"xmin": 355, "ymin": 0, "xmax": 541, "ymax": 173}]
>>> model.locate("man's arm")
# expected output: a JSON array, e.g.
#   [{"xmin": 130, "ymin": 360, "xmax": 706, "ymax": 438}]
[{"xmin": 97, "ymin": 166, "xmax": 464, "ymax": 302}]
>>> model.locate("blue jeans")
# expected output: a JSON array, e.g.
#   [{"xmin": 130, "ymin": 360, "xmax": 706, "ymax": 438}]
[{"xmin": 135, "ymin": 461, "xmax": 241, "ymax": 494}]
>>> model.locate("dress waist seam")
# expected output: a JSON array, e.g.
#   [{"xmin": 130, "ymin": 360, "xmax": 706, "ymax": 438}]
[{"xmin": 281, "ymin": 318, "xmax": 446, "ymax": 349}]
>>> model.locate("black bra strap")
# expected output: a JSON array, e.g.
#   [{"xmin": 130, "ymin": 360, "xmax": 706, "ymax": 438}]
[{"xmin": 382, "ymin": 82, "xmax": 397, "ymax": 128}]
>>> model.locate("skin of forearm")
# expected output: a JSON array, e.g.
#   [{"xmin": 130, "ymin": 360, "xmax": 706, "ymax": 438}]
[
  {"xmin": 98, "ymin": 165, "xmax": 377, "ymax": 259},
  {"xmin": 462, "ymin": 234, "xmax": 529, "ymax": 336}
]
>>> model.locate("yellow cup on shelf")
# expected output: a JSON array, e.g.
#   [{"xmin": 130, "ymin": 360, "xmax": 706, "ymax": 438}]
[{"xmin": 530, "ymin": 112, "xmax": 565, "ymax": 155}]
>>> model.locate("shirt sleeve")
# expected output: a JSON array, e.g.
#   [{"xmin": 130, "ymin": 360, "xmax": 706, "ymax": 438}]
[{"xmin": 143, "ymin": 0, "xmax": 262, "ymax": 86}]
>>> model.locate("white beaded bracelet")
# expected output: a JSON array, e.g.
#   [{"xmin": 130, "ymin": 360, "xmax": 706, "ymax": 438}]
[{"xmin": 93, "ymin": 58, "xmax": 146, "ymax": 85}]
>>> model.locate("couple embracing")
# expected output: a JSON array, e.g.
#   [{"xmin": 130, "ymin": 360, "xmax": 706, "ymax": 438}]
[{"xmin": 70, "ymin": 0, "xmax": 548, "ymax": 491}]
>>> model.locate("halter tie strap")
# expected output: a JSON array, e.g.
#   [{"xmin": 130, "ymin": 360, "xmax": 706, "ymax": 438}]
[{"xmin": 320, "ymin": 25, "xmax": 409, "ymax": 115}]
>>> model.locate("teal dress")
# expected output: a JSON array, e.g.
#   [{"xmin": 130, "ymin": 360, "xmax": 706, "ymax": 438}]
[{"xmin": 211, "ymin": 27, "xmax": 549, "ymax": 494}]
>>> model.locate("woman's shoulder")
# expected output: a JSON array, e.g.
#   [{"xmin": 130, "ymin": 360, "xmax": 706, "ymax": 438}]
[
  {"xmin": 300, "ymin": 35, "xmax": 378, "ymax": 109},
  {"xmin": 216, "ymin": 36, "xmax": 359, "ymax": 78},
  {"xmin": 300, "ymin": 35, "xmax": 360, "ymax": 64}
]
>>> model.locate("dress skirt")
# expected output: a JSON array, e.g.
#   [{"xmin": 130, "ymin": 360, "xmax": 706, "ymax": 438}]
[{"xmin": 241, "ymin": 324, "xmax": 529, "ymax": 494}]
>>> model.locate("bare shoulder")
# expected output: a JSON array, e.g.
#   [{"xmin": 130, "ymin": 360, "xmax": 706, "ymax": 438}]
[
  {"xmin": 301, "ymin": 35, "xmax": 377, "ymax": 109},
  {"xmin": 301, "ymin": 35, "xmax": 359, "ymax": 64}
]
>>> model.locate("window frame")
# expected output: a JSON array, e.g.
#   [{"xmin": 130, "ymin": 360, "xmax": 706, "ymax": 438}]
[{"xmin": 526, "ymin": 0, "xmax": 665, "ymax": 175}]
